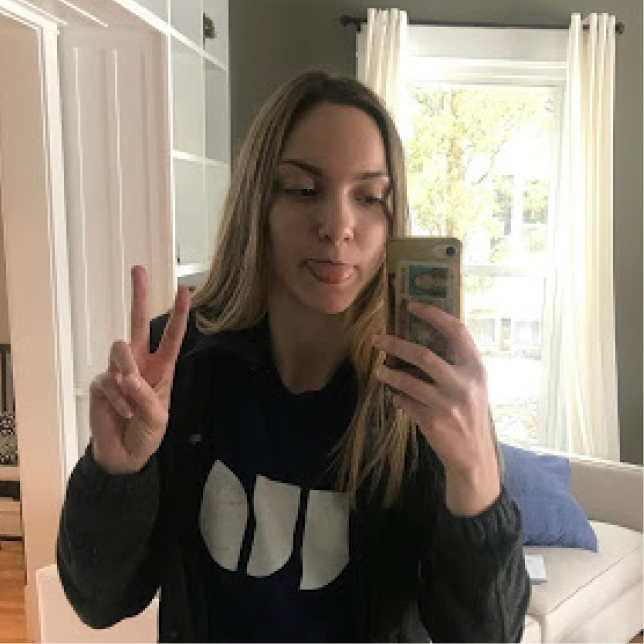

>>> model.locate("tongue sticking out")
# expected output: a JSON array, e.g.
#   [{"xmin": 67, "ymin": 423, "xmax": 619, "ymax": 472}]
[{"xmin": 307, "ymin": 261, "xmax": 354, "ymax": 284}]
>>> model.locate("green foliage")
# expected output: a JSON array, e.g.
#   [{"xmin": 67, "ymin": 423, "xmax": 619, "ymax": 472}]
[
  {"xmin": 523, "ymin": 179, "xmax": 549, "ymax": 224},
  {"xmin": 406, "ymin": 85, "xmax": 547, "ymax": 256},
  {"xmin": 464, "ymin": 275, "xmax": 494, "ymax": 307}
]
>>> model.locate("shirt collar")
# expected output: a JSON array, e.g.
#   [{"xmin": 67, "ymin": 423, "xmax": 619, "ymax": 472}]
[
  {"xmin": 180, "ymin": 313, "xmax": 356, "ymax": 393},
  {"xmin": 179, "ymin": 312, "xmax": 272, "ymax": 374}
]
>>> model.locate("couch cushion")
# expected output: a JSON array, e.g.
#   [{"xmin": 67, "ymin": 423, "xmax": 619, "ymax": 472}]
[
  {"xmin": 525, "ymin": 521, "xmax": 643, "ymax": 643},
  {"xmin": 500, "ymin": 442, "xmax": 597, "ymax": 551}
]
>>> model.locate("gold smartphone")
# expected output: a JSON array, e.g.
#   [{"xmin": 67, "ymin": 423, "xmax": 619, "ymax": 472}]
[{"xmin": 385, "ymin": 237, "xmax": 463, "ymax": 378}]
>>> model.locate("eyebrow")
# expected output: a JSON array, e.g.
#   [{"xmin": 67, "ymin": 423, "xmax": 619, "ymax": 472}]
[{"xmin": 279, "ymin": 159, "xmax": 390, "ymax": 182}]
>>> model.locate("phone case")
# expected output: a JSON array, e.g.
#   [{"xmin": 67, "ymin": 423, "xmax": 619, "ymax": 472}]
[{"xmin": 384, "ymin": 237, "xmax": 463, "ymax": 378}]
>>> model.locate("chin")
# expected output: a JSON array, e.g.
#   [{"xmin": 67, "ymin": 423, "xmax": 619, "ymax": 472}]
[
  {"xmin": 300, "ymin": 288, "xmax": 358, "ymax": 316},
  {"xmin": 310, "ymin": 297, "xmax": 355, "ymax": 316}
]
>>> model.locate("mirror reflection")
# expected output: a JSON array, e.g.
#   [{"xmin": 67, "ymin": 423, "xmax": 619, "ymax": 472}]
[{"xmin": 0, "ymin": 2, "xmax": 641, "ymax": 643}]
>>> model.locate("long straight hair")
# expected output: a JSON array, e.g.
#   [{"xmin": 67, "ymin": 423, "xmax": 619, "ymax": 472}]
[{"xmin": 187, "ymin": 70, "xmax": 416, "ymax": 507}]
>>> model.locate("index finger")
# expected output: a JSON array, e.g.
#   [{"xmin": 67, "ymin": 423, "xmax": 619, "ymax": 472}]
[
  {"xmin": 130, "ymin": 265, "xmax": 150, "ymax": 357},
  {"xmin": 407, "ymin": 301, "xmax": 478, "ymax": 359}
]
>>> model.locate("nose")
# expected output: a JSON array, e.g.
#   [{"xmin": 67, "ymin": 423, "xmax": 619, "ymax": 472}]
[{"xmin": 316, "ymin": 189, "xmax": 355, "ymax": 245}]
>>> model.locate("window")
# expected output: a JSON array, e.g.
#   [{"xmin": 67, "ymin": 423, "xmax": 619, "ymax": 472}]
[{"xmin": 398, "ymin": 26, "xmax": 567, "ymax": 447}]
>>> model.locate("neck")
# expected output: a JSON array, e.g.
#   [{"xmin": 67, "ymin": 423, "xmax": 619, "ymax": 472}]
[{"xmin": 268, "ymin": 292, "xmax": 352, "ymax": 395}]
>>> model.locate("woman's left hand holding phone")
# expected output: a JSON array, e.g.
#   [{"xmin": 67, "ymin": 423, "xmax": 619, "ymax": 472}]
[{"xmin": 372, "ymin": 301, "xmax": 501, "ymax": 517}]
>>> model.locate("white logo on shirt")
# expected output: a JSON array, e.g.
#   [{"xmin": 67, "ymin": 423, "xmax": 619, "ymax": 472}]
[{"xmin": 199, "ymin": 460, "xmax": 350, "ymax": 589}]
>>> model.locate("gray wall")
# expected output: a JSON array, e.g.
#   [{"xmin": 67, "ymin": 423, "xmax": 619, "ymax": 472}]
[{"xmin": 230, "ymin": 0, "xmax": 643, "ymax": 465}]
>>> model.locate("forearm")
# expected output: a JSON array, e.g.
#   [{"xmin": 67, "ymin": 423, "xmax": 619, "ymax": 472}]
[
  {"xmin": 418, "ymin": 487, "xmax": 531, "ymax": 642},
  {"xmin": 56, "ymin": 443, "xmax": 161, "ymax": 628},
  {"xmin": 444, "ymin": 455, "xmax": 501, "ymax": 517},
  {"xmin": 444, "ymin": 405, "xmax": 503, "ymax": 516}
]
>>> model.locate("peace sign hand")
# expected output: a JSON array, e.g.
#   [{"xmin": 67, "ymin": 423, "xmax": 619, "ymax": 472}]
[
  {"xmin": 373, "ymin": 301, "xmax": 501, "ymax": 517},
  {"xmin": 89, "ymin": 265, "xmax": 191, "ymax": 475}
]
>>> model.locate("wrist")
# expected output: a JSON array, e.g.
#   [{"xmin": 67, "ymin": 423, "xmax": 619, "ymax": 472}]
[
  {"xmin": 90, "ymin": 441, "xmax": 147, "ymax": 476},
  {"xmin": 444, "ymin": 466, "xmax": 501, "ymax": 517}
]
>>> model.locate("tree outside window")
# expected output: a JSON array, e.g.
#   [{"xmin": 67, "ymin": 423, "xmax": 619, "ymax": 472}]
[{"xmin": 402, "ymin": 82, "xmax": 558, "ymax": 444}]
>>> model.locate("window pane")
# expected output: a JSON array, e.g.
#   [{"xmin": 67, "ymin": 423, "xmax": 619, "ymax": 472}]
[
  {"xmin": 521, "ymin": 226, "xmax": 546, "ymax": 254},
  {"xmin": 402, "ymin": 81, "xmax": 559, "ymax": 446},
  {"xmin": 464, "ymin": 275, "xmax": 545, "ymax": 444},
  {"xmin": 404, "ymin": 83, "xmax": 555, "ymax": 267},
  {"xmin": 523, "ymin": 179, "xmax": 549, "ymax": 224}
]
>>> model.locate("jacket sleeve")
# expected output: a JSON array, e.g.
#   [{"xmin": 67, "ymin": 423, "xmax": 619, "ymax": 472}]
[
  {"xmin": 55, "ymin": 444, "xmax": 163, "ymax": 628},
  {"xmin": 55, "ymin": 312, "xmax": 177, "ymax": 629},
  {"xmin": 404, "ymin": 440, "xmax": 531, "ymax": 643}
]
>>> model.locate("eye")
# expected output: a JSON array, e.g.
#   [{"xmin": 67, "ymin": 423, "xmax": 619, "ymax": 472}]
[
  {"xmin": 279, "ymin": 185, "xmax": 320, "ymax": 201},
  {"xmin": 359, "ymin": 194, "xmax": 386, "ymax": 207},
  {"xmin": 286, "ymin": 187, "xmax": 318, "ymax": 198}
]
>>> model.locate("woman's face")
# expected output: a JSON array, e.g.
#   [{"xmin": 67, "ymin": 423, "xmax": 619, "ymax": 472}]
[{"xmin": 268, "ymin": 102, "xmax": 390, "ymax": 317}]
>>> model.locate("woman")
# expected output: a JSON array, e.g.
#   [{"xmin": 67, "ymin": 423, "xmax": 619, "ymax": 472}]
[{"xmin": 56, "ymin": 70, "xmax": 530, "ymax": 642}]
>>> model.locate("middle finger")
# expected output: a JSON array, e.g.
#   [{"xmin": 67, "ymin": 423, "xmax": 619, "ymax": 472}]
[
  {"xmin": 375, "ymin": 363, "xmax": 442, "ymax": 409},
  {"xmin": 130, "ymin": 265, "xmax": 150, "ymax": 358},
  {"xmin": 154, "ymin": 286, "xmax": 191, "ymax": 369},
  {"xmin": 372, "ymin": 334, "xmax": 458, "ymax": 390}
]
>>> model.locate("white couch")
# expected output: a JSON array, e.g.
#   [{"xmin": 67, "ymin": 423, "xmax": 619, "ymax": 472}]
[
  {"xmin": 36, "ymin": 451, "xmax": 643, "ymax": 643},
  {"xmin": 520, "ymin": 449, "xmax": 643, "ymax": 643}
]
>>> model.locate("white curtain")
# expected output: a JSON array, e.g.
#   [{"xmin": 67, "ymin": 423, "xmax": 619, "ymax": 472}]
[
  {"xmin": 541, "ymin": 13, "xmax": 619, "ymax": 460},
  {"xmin": 358, "ymin": 8, "xmax": 408, "ymax": 120}
]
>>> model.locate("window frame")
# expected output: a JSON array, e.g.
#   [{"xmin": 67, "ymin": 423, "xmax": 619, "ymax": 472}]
[{"xmin": 393, "ymin": 26, "xmax": 568, "ymax": 447}]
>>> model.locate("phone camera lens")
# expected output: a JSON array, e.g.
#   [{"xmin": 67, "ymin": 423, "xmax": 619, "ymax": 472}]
[{"xmin": 446, "ymin": 246, "xmax": 456, "ymax": 257}]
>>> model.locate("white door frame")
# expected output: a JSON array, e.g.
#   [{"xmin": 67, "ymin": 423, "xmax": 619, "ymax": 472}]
[{"xmin": 0, "ymin": 1, "xmax": 78, "ymax": 640}]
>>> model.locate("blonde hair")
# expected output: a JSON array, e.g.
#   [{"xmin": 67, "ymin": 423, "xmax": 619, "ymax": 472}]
[{"xmin": 187, "ymin": 70, "xmax": 416, "ymax": 508}]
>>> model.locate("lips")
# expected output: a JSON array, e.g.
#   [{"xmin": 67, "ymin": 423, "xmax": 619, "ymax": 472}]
[{"xmin": 306, "ymin": 260, "xmax": 355, "ymax": 284}]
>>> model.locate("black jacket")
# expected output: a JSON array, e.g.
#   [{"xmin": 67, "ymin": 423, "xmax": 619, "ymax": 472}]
[{"xmin": 56, "ymin": 311, "xmax": 531, "ymax": 642}]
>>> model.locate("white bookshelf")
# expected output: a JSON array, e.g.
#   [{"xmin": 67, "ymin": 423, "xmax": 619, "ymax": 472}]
[
  {"xmin": 168, "ymin": 0, "xmax": 230, "ymax": 290},
  {"xmin": 115, "ymin": 0, "xmax": 231, "ymax": 290},
  {"xmin": 173, "ymin": 156, "xmax": 207, "ymax": 265},
  {"xmin": 134, "ymin": 0, "xmax": 168, "ymax": 21},
  {"xmin": 0, "ymin": 3, "xmax": 228, "ymax": 638},
  {"xmin": 203, "ymin": 0, "xmax": 229, "ymax": 66},
  {"xmin": 51, "ymin": 0, "xmax": 230, "ymax": 454},
  {"xmin": 205, "ymin": 58, "xmax": 230, "ymax": 163},
  {"xmin": 205, "ymin": 162, "xmax": 229, "ymax": 262},
  {"xmin": 170, "ymin": 0, "xmax": 202, "ymax": 45},
  {"xmin": 171, "ymin": 37, "xmax": 205, "ymax": 157}
]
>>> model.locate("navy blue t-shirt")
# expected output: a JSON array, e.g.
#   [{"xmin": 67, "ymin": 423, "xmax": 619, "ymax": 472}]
[{"xmin": 189, "ymin": 318, "xmax": 360, "ymax": 642}]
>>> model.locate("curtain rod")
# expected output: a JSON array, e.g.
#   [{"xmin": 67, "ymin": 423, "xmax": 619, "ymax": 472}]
[{"xmin": 339, "ymin": 14, "xmax": 625, "ymax": 35}]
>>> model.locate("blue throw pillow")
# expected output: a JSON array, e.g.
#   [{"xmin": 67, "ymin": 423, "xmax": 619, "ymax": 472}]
[{"xmin": 500, "ymin": 442, "xmax": 597, "ymax": 552}]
